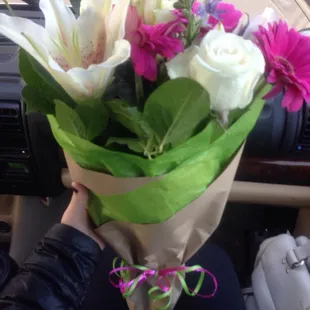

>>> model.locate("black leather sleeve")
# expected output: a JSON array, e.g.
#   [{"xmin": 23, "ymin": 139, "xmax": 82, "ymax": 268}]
[{"xmin": 0, "ymin": 224, "xmax": 101, "ymax": 310}]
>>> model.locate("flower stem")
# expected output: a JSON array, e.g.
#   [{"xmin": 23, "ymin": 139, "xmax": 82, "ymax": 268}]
[
  {"xmin": 157, "ymin": 60, "xmax": 169, "ymax": 86},
  {"xmin": 3, "ymin": 0, "xmax": 15, "ymax": 16},
  {"xmin": 254, "ymin": 78, "xmax": 269, "ymax": 97},
  {"xmin": 181, "ymin": 0, "xmax": 198, "ymax": 48},
  {"xmin": 135, "ymin": 73, "xmax": 144, "ymax": 111}
]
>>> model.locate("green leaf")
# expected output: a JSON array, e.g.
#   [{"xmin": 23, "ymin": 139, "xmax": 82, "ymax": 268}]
[
  {"xmin": 19, "ymin": 48, "xmax": 43, "ymax": 87},
  {"xmin": 19, "ymin": 49, "xmax": 76, "ymax": 109},
  {"xmin": 75, "ymin": 100, "xmax": 109, "ymax": 141},
  {"xmin": 19, "ymin": 49, "xmax": 57, "ymax": 114},
  {"xmin": 48, "ymin": 83, "xmax": 266, "ymax": 185},
  {"xmin": 144, "ymin": 78, "xmax": 210, "ymax": 149},
  {"xmin": 70, "ymin": 0, "xmax": 81, "ymax": 15},
  {"xmin": 106, "ymin": 100, "xmax": 153, "ymax": 138},
  {"xmin": 22, "ymin": 85, "xmax": 55, "ymax": 114},
  {"xmin": 55, "ymin": 100, "xmax": 86, "ymax": 138},
  {"xmin": 106, "ymin": 137, "xmax": 146, "ymax": 154}
]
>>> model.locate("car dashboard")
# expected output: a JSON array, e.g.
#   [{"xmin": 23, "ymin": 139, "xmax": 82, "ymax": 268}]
[{"xmin": 0, "ymin": 6, "xmax": 64, "ymax": 197}]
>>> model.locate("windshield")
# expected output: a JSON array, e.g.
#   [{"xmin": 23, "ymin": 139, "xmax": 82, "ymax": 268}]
[
  {"xmin": 0, "ymin": 0, "xmax": 71, "ymax": 4},
  {"xmin": 0, "ymin": 0, "xmax": 27, "ymax": 3},
  {"xmin": 0, "ymin": 0, "xmax": 309, "ymax": 29}
]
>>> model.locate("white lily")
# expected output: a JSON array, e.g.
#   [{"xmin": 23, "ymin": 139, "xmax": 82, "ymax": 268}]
[
  {"xmin": 0, "ymin": 0, "xmax": 131, "ymax": 101},
  {"xmin": 243, "ymin": 7, "xmax": 278, "ymax": 40},
  {"xmin": 132, "ymin": 0, "xmax": 177, "ymax": 24}
]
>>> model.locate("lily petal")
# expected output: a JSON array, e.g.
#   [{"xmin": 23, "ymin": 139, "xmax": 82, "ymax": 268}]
[
  {"xmin": 0, "ymin": 14, "xmax": 50, "ymax": 69},
  {"xmin": 144, "ymin": 0, "xmax": 157, "ymax": 24},
  {"xmin": 105, "ymin": 0, "xmax": 130, "ymax": 58},
  {"xmin": 39, "ymin": 0, "xmax": 76, "ymax": 46},
  {"xmin": 153, "ymin": 9, "xmax": 176, "ymax": 24},
  {"xmin": 0, "ymin": 0, "xmax": 131, "ymax": 102},
  {"xmin": 80, "ymin": 0, "xmax": 112, "ymax": 15},
  {"xmin": 243, "ymin": 7, "xmax": 278, "ymax": 40},
  {"xmin": 52, "ymin": 39, "xmax": 131, "ymax": 100},
  {"xmin": 233, "ymin": 13, "xmax": 249, "ymax": 35},
  {"xmin": 77, "ymin": 3, "xmax": 107, "ymax": 68}
]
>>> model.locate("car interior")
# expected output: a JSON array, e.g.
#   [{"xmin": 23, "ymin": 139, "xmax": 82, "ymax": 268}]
[{"xmin": 0, "ymin": 0, "xmax": 310, "ymax": 302}]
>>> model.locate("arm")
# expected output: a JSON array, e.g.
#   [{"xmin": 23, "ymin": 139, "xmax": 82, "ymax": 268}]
[{"xmin": 0, "ymin": 183, "xmax": 104, "ymax": 310}]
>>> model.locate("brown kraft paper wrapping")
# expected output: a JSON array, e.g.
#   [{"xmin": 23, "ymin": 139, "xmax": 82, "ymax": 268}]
[{"xmin": 65, "ymin": 149, "xmax": 242, "ymax": 309}]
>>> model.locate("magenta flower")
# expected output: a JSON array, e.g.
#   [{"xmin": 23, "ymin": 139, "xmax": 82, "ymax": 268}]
[
  {"xmin": 254, "ymin": 21, "xmax": 310, "ymax": 112},
  {"xmin": 207, "ymin": 3, "xmax": 242, "ymax": 32},
  {"xmin": 191, "ymin": 1, "xmax": 242, "ymax": 33},
  {"xmin": 125, "ymin": 6, "xmax": 184, "ymax": 81}
]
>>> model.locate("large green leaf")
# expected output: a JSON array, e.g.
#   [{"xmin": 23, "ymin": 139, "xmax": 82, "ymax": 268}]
[
  {"xmin": 19, "ymin": 49, "xmax": 57, "ymax": 114},
  {"xmin": 19, "ymin": 49, "xmax": 76, "ymax": 110},
  {"xmin": 19, "ymin": 49, "xmax": 45, "ymax": 88},
  {"xmin": 55, "ymin": 100, "xmax": 86, "ymax": 138},
  {"xmin": 55, "ymin": 99, "xmax": 108, "ymax": 141},
  {"xmin": 106, "ymin": 100, "xmax": 153, "ymax": 138},
  {"xmin": 22, "ymin": 85, "xmax": 55, "ymax": 114},
  {"xmin": 106, "ymin": 137, "xmax": 146, "ymax": 154},
  {"xmin": 144, "ymin": 78, "xmax": 210, "ymax": 149},
  {"xmin": 75, "ymin": 100, "xmax": 109, "ymax": 141}
]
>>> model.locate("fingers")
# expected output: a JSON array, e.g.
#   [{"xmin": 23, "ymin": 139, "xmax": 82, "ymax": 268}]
[
  {"xmin": 69, "ymin": 182, "xmax": 88, "ymax": 212},
  {"xmin": 63, "ymin": 182, "xmax": 105, "ymax": 250}
]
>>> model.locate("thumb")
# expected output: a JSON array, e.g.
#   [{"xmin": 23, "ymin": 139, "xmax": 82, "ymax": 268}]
[
  {"xmin": 62, "ymin": 182, "xmax": 105, "ymax": 250},
  {"xmin": 69, "ymin": 182, "xmax": 88, "ymax": 212}
]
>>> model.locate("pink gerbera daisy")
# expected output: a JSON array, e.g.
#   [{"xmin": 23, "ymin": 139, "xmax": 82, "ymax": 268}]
[{"xmin": 254, "ymin": 21, "xmax": 310, "ymax": 112}]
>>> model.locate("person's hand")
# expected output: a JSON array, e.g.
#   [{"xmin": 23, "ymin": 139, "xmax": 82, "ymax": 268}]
[{"xmin": 61, "ymin": 182, "xmax": 105, "ymax": 250}]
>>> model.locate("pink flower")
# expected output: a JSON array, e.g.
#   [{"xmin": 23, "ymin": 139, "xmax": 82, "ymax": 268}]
[
  {"xmin": 191, "ymin": 1, "xmax": 242, "ymax": 33},
  {"xmin": 125, "ymin": 6, "xmax": 184, "ymax": 81},
  {"xmin": 191, "ymin": 1, "xmax": 200, "ymax": 15},
  {"xmin": 208, "ymin": 3, "xmax": 242, "ymax": 32},
  {"xmin": 254, "ymin": 21, "xmax": 310, "ymax": 112}
]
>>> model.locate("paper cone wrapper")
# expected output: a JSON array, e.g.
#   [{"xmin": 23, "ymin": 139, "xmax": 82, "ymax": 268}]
[{"xmin": 65, "ymin": 149, "xmax": 242, "ymax": 309}]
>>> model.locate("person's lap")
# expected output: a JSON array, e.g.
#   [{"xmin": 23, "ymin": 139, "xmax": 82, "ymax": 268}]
[
  {"xmin": 82, "ymin": 243, "xmax": 245, "ymax": 310},
  {"xmin": 176, "ymin": 243, "xmax": 245, "ymax": 310}
]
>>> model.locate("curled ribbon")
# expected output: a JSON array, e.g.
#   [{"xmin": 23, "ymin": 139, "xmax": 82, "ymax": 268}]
[{"xmin": 109, "ymin": 258, "xmax": 218, "ymax": 310}]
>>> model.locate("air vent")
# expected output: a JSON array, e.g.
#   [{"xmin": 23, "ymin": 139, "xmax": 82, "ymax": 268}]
[
  {"xmin": 296, "ymin": 103, "xmax": 310, "ymax": 153},
  {"xmin": 0, "ymin": 102, "xmax": 21, "ymax": 132},
  {"xmin": 0, "ymin": 101, "xmax": 28, "ymax": 159}
]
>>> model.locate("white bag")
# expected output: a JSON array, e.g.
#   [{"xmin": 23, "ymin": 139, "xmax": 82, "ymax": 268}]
[{"xmin": 245, "ymin": 234, "xmax": 310, "ymax": 310}]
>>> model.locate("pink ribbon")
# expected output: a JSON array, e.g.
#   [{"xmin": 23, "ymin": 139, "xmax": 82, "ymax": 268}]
[{"xmin": 109, "ymin": 259, "xmax": 218, "ymax": 309}]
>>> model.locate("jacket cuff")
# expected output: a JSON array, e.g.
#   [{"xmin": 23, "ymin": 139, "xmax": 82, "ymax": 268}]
[{"xmin": 45, "ymin": 224, "xmax": 101, "ymax": 262}]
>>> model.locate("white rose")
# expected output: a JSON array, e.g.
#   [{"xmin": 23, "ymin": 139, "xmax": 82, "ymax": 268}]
[
  {"xmin": 166, "ymin": 25, "xmax": 265, "ymax": 119},
  {"xmin": 243, "ymin": 7, "xmax": 278, "ymax": 40}
]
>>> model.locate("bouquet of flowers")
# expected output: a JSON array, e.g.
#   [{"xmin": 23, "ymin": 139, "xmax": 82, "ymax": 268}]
[{"xmin": 1, "ymin": 0, "xmax": 310, "ymax": 308}]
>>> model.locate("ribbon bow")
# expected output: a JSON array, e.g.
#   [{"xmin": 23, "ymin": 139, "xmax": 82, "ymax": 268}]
[{"xmin": 109, "ymin": 258, "xmax": 218, "ymax": 310}]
